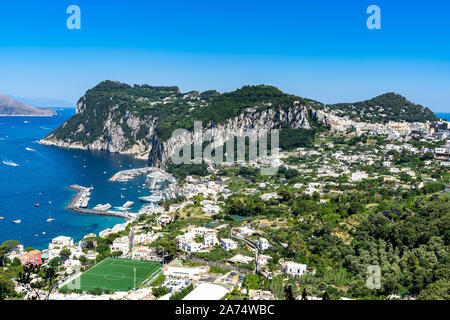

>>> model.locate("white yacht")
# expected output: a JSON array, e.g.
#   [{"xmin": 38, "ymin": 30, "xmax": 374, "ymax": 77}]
[
  {"xmin": 122, "ymin": 201, "xmax": 134, "ymax": 209},
  {"xmin": 13, "ymin": 219, "xmax": 21, "ymax": 224}
]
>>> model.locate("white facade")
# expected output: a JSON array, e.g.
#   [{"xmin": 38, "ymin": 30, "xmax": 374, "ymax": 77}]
[
  {"xmin": 48, "ymin": 236, "xmax": 74, "ymax": 250},
  {"xmin": 283, "ymin": 262, "xmax": 307, "ymax": 277},
  {"xmin": 163, "ymin": 266, "xmax": 207, "ymax": 280},
  {"xmin": 111, "ymin": 236, "xmax": 130, "ymax": 255},
  {"xmin": 257, "ymin": 238, "xmax": 270, "ymax": 251},
  {"xmin": 220, "ymin": 238, "xmax": 237, "ymax": 251}
]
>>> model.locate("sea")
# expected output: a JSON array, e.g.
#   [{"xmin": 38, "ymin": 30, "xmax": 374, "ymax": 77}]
[
  {"xmin": 0, "ymin": 109, "xmax": 151, "ymax": 250},
  {"xmin": 436, "ymin": 113, "xmax": 450, "ymax": 121}
]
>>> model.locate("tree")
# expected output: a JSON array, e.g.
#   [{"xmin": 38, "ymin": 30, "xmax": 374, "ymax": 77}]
[
  {"xmin": 284, "ymin": 284, "xmax": 295, "ymax": 300},
  {"xmin": 0, "ymin": 246, "xmax": 7, "ymax": 267},
  {"xmin": 1, "ymin": 240, "xmax": 20, "ymax": 250},
  {"xmin": 49, "ymin": 257, "xmax": 62, "ymax": 269},
  {"xmin": 17, "ymin": 263, "xmax": 58, "ymax": 300},
  {"xmin": 301, "ymin": 288, "xmax": 308, "ymax": 300},
  {"xmin": 0, "ymin": 276, "xmax": 16, "ymax": 300},
  {"xmin": 59, "ymin": 248, "xmax": 71, "ymax": 261}
]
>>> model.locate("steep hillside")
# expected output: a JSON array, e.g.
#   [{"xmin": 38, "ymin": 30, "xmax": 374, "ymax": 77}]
[
  {"xmin": 41, "ymin": 81, "xmax": 324, "ymax": 166},
  {"xmin": 329, "ymin": 93, "xmax": 437, "ymax": 123}
]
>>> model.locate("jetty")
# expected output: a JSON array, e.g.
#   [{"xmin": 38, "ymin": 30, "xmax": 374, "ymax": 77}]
[{"xmin": 66, "ymin": 185, "xmax": 131, "ymax": 220}]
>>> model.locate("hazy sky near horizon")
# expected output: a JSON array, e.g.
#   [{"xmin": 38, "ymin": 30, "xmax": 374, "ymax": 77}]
[{"xmin": 0, "ymin": 0, "xmax": 449, "ymax": 112}]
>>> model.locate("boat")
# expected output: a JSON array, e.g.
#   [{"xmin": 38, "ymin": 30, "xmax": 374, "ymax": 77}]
[
  {"xmin": 35, "ymin": 203, "xmax": 40, "ymax": 207},
  {"xmin": 0, "ymin": 217, "xmax": 4, "ymax": 220},
  {"xmin": 2, "ymin": 160, "xmax": 19, "ymax": 167},
  {"xmin": 122, "ymin": 201, "xmax": 134, "ymax": 209},
  {"xmin": 13, "ymin": 219, "xmax": 21, "ymax": 224},
  {"xmin": 93, "ymin": 203, "xmax": 112, "ymax": 212},
  {"xmin": 139, "ymin": 195, "xmax": 162, "ymax": 203},
  {"xmin": 120, "ymin": 192, "xmax": 125, "ymax": 199},
  {"xmin": 42, "ymin": 232, "xmax": 46, "ymax": 235},
  {"xmin": 47, "ymin": 207, "xmax": 55, "ymax": 223}
]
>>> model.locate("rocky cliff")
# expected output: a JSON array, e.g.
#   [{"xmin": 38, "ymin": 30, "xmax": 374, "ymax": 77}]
[{"xmin": 40, "ymin": 81, "xmax": 324, "ymax": 167}]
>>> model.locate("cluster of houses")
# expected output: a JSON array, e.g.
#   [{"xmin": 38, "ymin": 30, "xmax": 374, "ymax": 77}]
[{"xmin": 176, "ymin": 226, "xmax": 219, "ymax": 253}]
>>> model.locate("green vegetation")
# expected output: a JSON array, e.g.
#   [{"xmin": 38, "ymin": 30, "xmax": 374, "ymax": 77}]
[
  {"xmin": 46, "ymin": 81, "xmax": 322, "ymax": 146},
  {"xmin": 166, "ymin": 161, "xmax": 209, "ymax": 180},
  {"xmin": 169, "ymin": 284, "xmax": 194, "ymax": 300},
  {"xmin": 329, "ymin": 93, "xmax": 437, "ymax": 123}
]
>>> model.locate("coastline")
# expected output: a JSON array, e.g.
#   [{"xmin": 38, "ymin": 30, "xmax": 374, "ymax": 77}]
[{"xmin": 38, "ymin": 138, "xmax": 150, "ymax": 160}]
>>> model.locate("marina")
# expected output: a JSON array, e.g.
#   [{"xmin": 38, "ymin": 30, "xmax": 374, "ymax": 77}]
[{"xmin": 66, "ymin": 185, "xmax": 131, "ymax": 220}]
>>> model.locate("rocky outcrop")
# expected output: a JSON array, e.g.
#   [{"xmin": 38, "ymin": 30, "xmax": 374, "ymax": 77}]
[
  {"xmin": 148, "ymin": 105, "xmax": 315, "ymax": 167},
  {"xmin": 40, "ymin": 81, "xmax": 328, "ymax": 167}
]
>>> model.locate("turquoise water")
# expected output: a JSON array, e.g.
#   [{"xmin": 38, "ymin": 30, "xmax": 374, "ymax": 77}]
[
  {"xmin": 0, "ymin": 109, "xmax": 150, "ymax": 249},
  {"xmin": 436, "ymin": 113, "xmax": 450, "ymax": 121}
]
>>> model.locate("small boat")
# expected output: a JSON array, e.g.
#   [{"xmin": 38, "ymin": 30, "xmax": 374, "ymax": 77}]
[
  {"xmin": 47, "ymin": 205, "xmax": 55, "ymax": 222},
  {"xmin": 2, "ymin": 160, "xmax": 19, "ymax": 167},
  {"xmin": 34, "ymin": 234, "xmax": 38, "ymax": 237},
  {"xmin": 120, "ymin": 193, "xmax": 125, "ymax": 199},
  {"xmin": 35, "ymin": 203, "xmax": 40, "ymax": 207},
  {"xmin": 13, "ymin": 219, "xmax": 21, "ymax": 224},
  {"xmin": 42, "ymin": 232, "xmax": 46, "ymax": 235},
  {"xmin": 122, "ymin": 201, "xmax": 134, "ymax": 209},
  {"xmin": 0, "ymin": 217, "xmax": 4, "ymax": 220}
]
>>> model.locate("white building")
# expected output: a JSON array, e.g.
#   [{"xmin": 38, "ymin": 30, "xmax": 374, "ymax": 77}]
[
  {"xmin": 176, "ymin": 234, "xmax": 204, "ymax": 253},
  {"xmin": 85, "ymin": 251, "xmax": 99, "ymax": 261},
  {"xmin": 202, "ymin": 204, "xmax": 220, "ymax": 215},
  {"xmin": 157, "ymin": 214, "xmax": 172, "ymax": 225},
  {"xmin": 283, "ymin": 262, "xmax": 307, "ymax": 277},
  {"xmin": 220, "ymin": 238, "xmax": 237, "ymax": 251},
  {"xmin": 183, "ymin": 283, "xmax": 229, "ymax": 300},
  {"xmin": 111, "ymin": 236, "xmax": 130, "ymax": 255},
  {"xmin": 64, "ymin": 259, "xmax": 81, "ymax": 273},
  {"xmin": 163, "ymin": 265, "xmax": 208, "ymax": 280},
  {"xmin": 257, "ymin": 238, "xmax": 270, "ymax": 251},
  {"xmin": 132, "ymin": 246, "xmax": 161, "ymax": 261},
  {"xmin": 48, "ymin": 236, "xmax": 74, "ymax": 250}
]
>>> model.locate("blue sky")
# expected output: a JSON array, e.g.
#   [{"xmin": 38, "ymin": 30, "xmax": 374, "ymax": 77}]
[{"xmin": 0, "ymin": 0, "xmax": 449, "ymax": 112}]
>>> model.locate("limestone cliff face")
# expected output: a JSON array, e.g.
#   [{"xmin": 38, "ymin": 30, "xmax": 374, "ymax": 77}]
[
  {"xmin": 40, "ymin": 81, "xmax": 328, "ymax": 167},
  {"xmin": 149, "ymin": 105, "xmax": 315, "ymax": 167},
  {"xmin": 42, "ymin": 102, "xmax": 321, "ymax": 166},
  {"xmin": 41, "ymin": 98, "xmax": 158, "ymax": 160}
]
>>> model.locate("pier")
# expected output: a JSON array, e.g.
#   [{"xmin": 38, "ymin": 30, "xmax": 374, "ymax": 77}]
[{"xmin": 66, "ymin": 185, "xmax": 131, "ymax": 220}]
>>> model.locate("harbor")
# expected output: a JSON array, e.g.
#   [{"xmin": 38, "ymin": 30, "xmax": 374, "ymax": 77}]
[{"xmin": 66, "ymin": 185, "xmax": 132, "ymax": 220}]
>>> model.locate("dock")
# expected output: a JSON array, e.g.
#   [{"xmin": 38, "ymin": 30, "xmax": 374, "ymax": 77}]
[{"xmin": 66, "ymin": 185, "xmax": 131, "ymax": 220}]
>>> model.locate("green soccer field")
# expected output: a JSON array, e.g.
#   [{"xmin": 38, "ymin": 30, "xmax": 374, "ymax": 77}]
[{"xmin": 62, "ymin": 257, "xmax": 162, "ymax": 292}]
